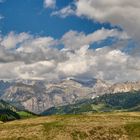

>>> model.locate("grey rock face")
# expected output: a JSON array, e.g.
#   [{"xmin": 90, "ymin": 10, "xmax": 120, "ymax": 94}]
[
  {"xmin": 107, "ymin": 81, "xmax": 140, "ymax": 93},
  {"xmin": 0, "ymin": 78, "xmax": 140, "ymax": 113}
]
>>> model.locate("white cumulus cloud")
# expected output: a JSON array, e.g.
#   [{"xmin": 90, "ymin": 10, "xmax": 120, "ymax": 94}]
[
  {"xmin": 0, "ymin": 29, "xmax": 138, "ymax": 83},
  {"xmin": 75, "ymin": 0, "xmax": 140, "ymax": 43},
  {"xmin": 61, "ymin": 28, "xmax": 129, "ymax": 50},
  {"xmin": 51, "ymin": 5, "xmax": 75, "ymax": 18},
  {"xmin": 44, "ymin": 0, "xmax": 56, "ymax": 9}
]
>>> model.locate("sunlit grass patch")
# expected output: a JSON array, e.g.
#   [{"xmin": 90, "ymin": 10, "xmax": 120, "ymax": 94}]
[{"xmin": 125, "ymin": 122, "xmax": 140, "ymax": 140}]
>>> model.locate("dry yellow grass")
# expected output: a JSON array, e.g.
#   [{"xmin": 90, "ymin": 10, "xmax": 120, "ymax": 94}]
[{"xmin": 0, "ymin": 112, "xmax": 140, "ymax": 140}]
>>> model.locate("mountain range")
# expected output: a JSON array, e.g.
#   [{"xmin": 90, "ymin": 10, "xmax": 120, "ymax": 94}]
[
  {"xmin": 0, "ymin": 77, "xmax": 140, "ymax": 114},
  {"xmin": 42, "ymin": 90, "xmax": 140, "ymax": 115}
]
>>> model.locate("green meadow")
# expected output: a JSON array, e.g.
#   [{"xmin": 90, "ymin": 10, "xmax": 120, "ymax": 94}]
[{"xmin": 0, "ymin": 112, "xmax": 140, "ymax": 140}]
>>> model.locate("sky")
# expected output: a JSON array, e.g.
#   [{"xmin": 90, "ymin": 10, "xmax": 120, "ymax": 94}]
[{"xmin": 0, "ymin": 0, "xmax": 140, "ymax": 83}]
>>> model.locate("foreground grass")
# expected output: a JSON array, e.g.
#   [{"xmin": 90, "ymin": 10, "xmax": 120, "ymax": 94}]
[{"xmin": 0, "ymin": 112, "xmax": 140, "ymax": 140}]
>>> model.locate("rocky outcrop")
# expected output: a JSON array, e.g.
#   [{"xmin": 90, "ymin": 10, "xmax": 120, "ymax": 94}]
[{"xmin": 108, "ymin": 81, "xmax": 140, "ymax": 93}]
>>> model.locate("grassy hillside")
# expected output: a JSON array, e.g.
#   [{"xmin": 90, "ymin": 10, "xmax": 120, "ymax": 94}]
[
  {"xmin": 0, "ymin": 100, "xmax": 37, "ymax": 122},
  {"xmin": 0, "ymin": 112, "xmax": 140, "ymax": 140},
  {"xmin": 0, "ymin": 109, "xmax": 20, "ymax": 122},
  {"xmin": 42, "ymin": 91, "xmax": 140, "ymax": 115}
]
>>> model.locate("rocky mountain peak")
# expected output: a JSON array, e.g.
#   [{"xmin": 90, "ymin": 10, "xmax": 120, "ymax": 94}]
[{"xmin": 0, "ymin": 78, "xmax": 140, "ymax": 114}]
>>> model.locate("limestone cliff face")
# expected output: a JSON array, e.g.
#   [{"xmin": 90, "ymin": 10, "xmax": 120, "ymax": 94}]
[
  {"xmin": 0, "ymin": 78, "xmax": 110, "ymax": 113},
  {"xmin": 0, "ymin": 79, "xmax": 140, "ymax": 113},
  {"xmin": 108, "ymin": 81, "xmax": 140, "ymax": 93}
]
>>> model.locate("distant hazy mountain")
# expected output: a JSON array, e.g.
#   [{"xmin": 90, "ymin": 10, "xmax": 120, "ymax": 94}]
[{"xmin": 0, "ymin": 78, "xmax": 140, "ymax": 114}]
